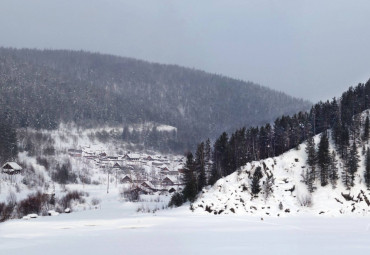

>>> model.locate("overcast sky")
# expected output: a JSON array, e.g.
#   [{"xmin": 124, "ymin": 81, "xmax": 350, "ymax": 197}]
[{"xmin": 1, "ymin": 0, "xmax": 370, "ymax": 102}]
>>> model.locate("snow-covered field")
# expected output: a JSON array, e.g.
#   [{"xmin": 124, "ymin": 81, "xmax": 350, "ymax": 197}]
[{"xmin": 1, "ymin": 191, "xmax": 370, "ymax": 255}]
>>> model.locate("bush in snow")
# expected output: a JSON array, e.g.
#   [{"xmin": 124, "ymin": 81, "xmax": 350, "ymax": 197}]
[
  {"xmin": 58, "ymin": 190, "xmax": 86, "ymax": 210},
  {"xmin": 0, "ymin": 202, "xmax": 16, "ymax": 222},
  {"xmin": 17, "ymin": 191, "xmax": 50, "ymax": 217},
  {"xmin": 168, "ymin": 192, "xmax": 185, "ymax": 207},
  {"xmin": 91, "ymin": 197, "xmax": 101, "ymax": 206}
]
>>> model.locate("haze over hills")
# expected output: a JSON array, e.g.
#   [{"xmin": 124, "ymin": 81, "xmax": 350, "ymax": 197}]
[{"xmin": 0, "ymin": 47, "xmax": 310, "ymax": 152}]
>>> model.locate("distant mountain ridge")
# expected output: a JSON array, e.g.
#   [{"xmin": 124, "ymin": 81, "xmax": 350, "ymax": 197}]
[{"xmin": 0, "ymin": 47, "xmax": 311, "ymax": 151}]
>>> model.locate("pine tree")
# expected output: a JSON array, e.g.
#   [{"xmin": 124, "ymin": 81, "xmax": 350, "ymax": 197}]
[
  {"xmin": 251, "ymin": 167, "xmax": 263, "ymax": 195},
  {"xmin": 305, "ymin": 135, "xmax": 317, "ymax": 176},
  {"xmin": 121, "ymin": 125, "xmax": 130, "ymax": 141},
  {"xmin": 182, "ymin": 152, "xmax": 198, "ymax": 202},
  {"xmin": 263, "ymin": 175, "xmax": 275, "ymax": 201},
  {"xmin": 209, "ymin": 132, "xmax": 228, "ymax": 185},
  {"xmin": 346, "ymin": 141, "xmax": 360, "ymax": 188},
  {"xmin": 195, "ymin": 142, "xmax": 206, "ymax": 192},
  {"xmin": 365, "ymin": 148, "xmax": 370, "ymax": 189},
  {"xmin": 305, "ymin": 134, "xmax": 317, "ymax": 192},
  {"xmin": 318, "ymin": 131, "xmax": 330, "ymax": 186},
  {"xmin": 328, "ymin": 151, "xmax": 339, "ymax": 188},
  {"xmin": 204, "ymin": 138, "xmax": 212, "ymax": 182},
  {"xmin": 364, "ymin": 116, "xmax": 370, "ymax": 141}
]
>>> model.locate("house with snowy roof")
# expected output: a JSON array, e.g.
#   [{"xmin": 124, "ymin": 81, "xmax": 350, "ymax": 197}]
[
  {"xmin": 161, "ymin": 176, "xmax": 176, "ymax": 186},
  {"xmin": 2, "ymin": 162, "xmax": 22, "ymax": 175},
  {"xmin": 141, "ymin": 181, "xmax": 157, "ymax": 192},
  {"xmin": 123, "ymin": 153, "xmax": 140, "ymax": 161},
  {"xmin": 112, "ymin": 162, "xmax": 122, "ymax": 169}
]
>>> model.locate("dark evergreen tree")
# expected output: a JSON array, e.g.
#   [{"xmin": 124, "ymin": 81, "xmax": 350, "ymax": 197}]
[
  {"xmin": 328, "ymin": 151, "xmax": 339, "ymax": 188},
  {"xmin": 195, "ymin": 142, "xmax": 207, "ymax": 192},
  {"xmin": 365, "ymin": 148, "xmax": 370, "ymax": 190},
  {"xmin": 121, "ymin": 126, "xmax": 130, "ymax": 141},
  {"xmin": 204, "ymin": 138, "xmax": 212, "ymax": 181},
  {"xmin": 251, "ymin": 166, "xmax": 263, "ymax": 195},
  {"xmin": 182, "ymin": 152, "xmax": 198, "ymax": 202},
  {"xmin": 209, "ymin": 132, "xmax": 228, "ymax": 185},
  {"xmin": 347, "ymin": 141, "xmax": 360, "ymax": 187},
  {"xmin": 364, "ymin": 116, "xmax": 370, "ymax": 141},
  {"xmin": 317, "ymin": 131, "xmax": 330, "ymax": 186},
  {"xmin": 263, "ymin": 175, "xmax": 275, "ymax": 200},
  {"xmin": 305, "ymin": 135, "xmax": 317, "ymax": 178}
]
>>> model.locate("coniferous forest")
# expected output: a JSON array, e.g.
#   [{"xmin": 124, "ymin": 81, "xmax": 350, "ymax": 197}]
[
  {"xmin": 0, "ymin": 47, "xmax": 310, "ymax": 155},
  {"xmin": 176, "ymin": 80, "xmax": 370, "ymax": 204}
]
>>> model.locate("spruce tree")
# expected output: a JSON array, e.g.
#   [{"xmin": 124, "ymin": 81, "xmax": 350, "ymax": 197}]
[
  {"xmin": 204, "ymin": 138, "xmax": 212, "ymax": 182},
  {"xmin": 318, "ymin": 131, "xmax": 330, "ymax": 186},
  {"xmin": 209, "ymin": 132, "xmax": 228, "ymax": 185},
  {"xmin": 346, "ymin": 142, "xmax": 360, "ymax": 188},
  {"xmin": 263, "ymin": 175, "xmax": 275, "ymax": 201},
  {"xmin": 251, "ymin": 167, "xmax": 263, "ymax": 195},
  {"xmin": 182, "ymin": 152, "xmax": 198, "ymax": 202},
  {"xmin": 305, "ymin": 134, "xmax": 317, "ymax": 192},
  {"xmin": 364, "ymin": 116, "xmax": 370, "ymax": 141},
  {"xmin": 328, "ymin": 151, "xmax": 339, "ymax": 188},
  {"xmin": 195, "ymin": 142, "xmax": 207, "ymax": 192},
  {"xmin": 365, "ymin": 148, "xmax": 370, "ymax": 189}
]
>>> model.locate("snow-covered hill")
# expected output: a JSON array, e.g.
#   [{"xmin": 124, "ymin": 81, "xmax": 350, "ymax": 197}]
[{"xmin": 193, "ymin": 133, "xmax": 370, "ymax": 217}]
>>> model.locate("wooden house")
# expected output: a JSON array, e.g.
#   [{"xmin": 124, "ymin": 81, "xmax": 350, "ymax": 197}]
[
  {"xmin": 161, "ymin": 176, "xmax": 175, "ymax": 186},
  {"xmin": 2, "ymin": 162, "xmax": 22, "ymax": 175},
  {"xmin": 121, "ymin": 175, "xmax": 133, "ymax": 184},
  {"xmin": 141, "ymin": 181, "xmax": 157, "ymax": 192}
]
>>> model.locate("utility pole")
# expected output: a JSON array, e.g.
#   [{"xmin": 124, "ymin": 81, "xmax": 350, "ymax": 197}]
[{"xmin": 107, "ymin": 167, "xmax": 110, "ymax": 194}]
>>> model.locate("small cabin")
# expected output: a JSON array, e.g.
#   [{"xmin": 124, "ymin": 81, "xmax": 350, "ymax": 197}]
[
  {"xmin": 112, "ymin": 162, "xmax": 122, "ymax": 169},
  {"xmin": 143, "ymin": 156, "xmax": 154, "ymax": 161},
  {"xmin": 2, "ymin": 162, "xmax": 22, "ymax": 175},
  {"xmin": 161, "ymin": 176, "xmax": 175, "ymax": 186},
  {"xmin": 121, "ymin": 175, "xmax": 133, "ymax": 184},
  {"xmin": 123, "ymin": 154, "xmax": 140, "ymax": 161},
  {"xmin": 141, "ymin": 181, "xmax": 157, "ymax": 191}
]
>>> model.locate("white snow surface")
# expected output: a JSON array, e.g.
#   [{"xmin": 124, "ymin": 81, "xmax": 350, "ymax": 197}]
[{"xmin": 2, "ymin": 186, "xmax": 370, "ymax": 255}]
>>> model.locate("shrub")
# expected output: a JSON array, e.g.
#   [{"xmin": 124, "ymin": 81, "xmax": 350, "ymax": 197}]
[
  {"xmin": 168, "ymin": 192, "xmax": 185, "ymax": 207},
  {"xmin": 17, "ymin": 191, "xmax": 50, "ymax": 217},
  {"xmin": 0, "ymin": 202, "xmax": 16, "ymax": 222},
  {"xmin": 123, "ymin": 189, "xmax": 140, "ymax": 202},
  {"xmin": 59, "ymin": 191, "xmax": 85, "ymax": 210},
  {"xmin": 91, "ymin": 198, "xmax": 101, "ymax": 206}
]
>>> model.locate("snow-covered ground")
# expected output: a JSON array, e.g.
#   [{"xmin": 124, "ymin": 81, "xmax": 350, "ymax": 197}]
[
  {"xmin": 1, "ymin": 191, "xmax": 370, "ymax": 255},
  {"xmin": 3, "ymin": 119, "xmax": 370, "ymax": 254}
]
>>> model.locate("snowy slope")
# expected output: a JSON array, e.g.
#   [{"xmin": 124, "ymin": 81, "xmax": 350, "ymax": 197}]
[{"xmin": 193, "ymin": 133, "xmax": 370, "ymax": 217}]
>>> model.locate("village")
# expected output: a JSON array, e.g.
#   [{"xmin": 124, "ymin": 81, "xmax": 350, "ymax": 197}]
[{"xmin": 67, "ymin": 146, "xmax": 186, "ymax": 197}]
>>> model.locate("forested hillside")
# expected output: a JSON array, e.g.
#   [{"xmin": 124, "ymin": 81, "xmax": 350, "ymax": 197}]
[
  {"xmin": 0, "ymin": 47, "xmax": 310, "ymax": 154},
  {"xmin": 172, "ymin": 80, "xmax": 370, "ymax": 208}
]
